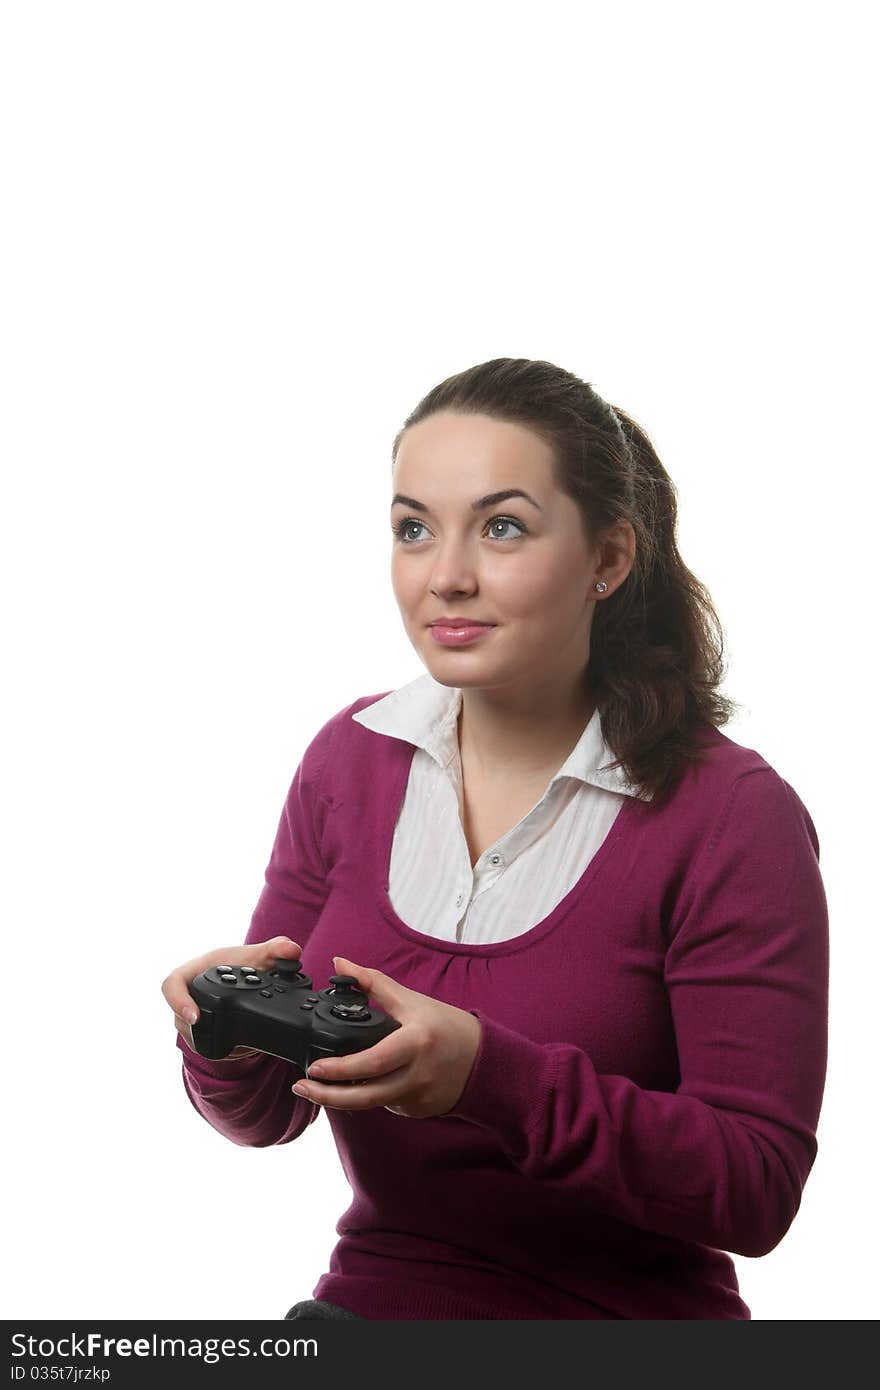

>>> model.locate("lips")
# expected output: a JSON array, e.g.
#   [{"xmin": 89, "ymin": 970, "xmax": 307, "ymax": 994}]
[
  {"xmin": 428, "ymin": 619, "xmax": 494, "ymax": 627},
  {"xmin": 428, "ymin": 621, "xmax": 497, "ymax": 648}
]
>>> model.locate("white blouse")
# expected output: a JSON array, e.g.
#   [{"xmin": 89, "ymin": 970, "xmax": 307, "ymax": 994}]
[{"xmin": 351, "ymin": 673, "xmax": 652, "ymax": 946}]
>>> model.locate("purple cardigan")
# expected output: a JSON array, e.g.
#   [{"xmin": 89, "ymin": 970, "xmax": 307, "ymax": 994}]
[{"xmin": 176, "ymin": 693, "xmax": 829, "ymax": 1319}]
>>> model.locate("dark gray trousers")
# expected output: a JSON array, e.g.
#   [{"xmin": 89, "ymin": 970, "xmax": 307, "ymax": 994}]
[{"xmin": 285, "ymin": 1298, "xmax": 364, "ymax": 1320}]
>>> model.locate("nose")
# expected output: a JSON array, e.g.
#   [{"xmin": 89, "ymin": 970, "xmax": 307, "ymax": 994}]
[{"xmin": 426, "ymin": 534, "xmax": 479, "ymax": 601}]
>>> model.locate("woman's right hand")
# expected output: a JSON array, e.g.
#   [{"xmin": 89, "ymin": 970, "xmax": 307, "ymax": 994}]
[{"xmin": 161, "ymin": 935, "xmax": 303, "ymax": 1060}]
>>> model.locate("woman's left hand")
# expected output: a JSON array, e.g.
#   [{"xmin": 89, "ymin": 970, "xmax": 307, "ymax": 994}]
[{"xmin": 291, "ymin": 956, "xmax": 482, "ymax": 1118}]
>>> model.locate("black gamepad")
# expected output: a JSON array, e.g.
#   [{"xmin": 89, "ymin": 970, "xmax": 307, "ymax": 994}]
[{"xmin": 189, "ymin": 958, "xmax": 401, "ymax": 1081}]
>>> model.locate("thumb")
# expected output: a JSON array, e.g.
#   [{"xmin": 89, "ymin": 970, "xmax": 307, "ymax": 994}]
[
  {"xmin": 332, "ymin": 956, "xmax": 409, "ymax": 1015},
  {"xmin": 267, "ymin": 935, "xmax": 301, "ymax": 955},
  {"xmin": 248, "ymin": 935, "xmax": 301, "ymax": 968}
]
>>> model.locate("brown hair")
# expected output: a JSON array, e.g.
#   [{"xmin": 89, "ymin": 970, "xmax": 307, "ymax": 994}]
[{"xmin": 391, "ymin": 357, "xmax": 740, "ymax": 806}]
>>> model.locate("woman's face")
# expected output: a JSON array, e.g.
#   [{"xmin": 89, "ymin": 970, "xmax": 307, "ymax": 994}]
[{"xmin": 390, "ymin": 410, "xmax": 605, "ymax": 696}]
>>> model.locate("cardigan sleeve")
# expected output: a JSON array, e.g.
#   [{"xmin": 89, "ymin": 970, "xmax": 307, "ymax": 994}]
[
  {"xmin": 176, "ymin": 708, "xmax": 344, "ymax": 1147},
  {"xmin": 447, "ymin": 768, "xmax": 829, "ymax": 1258}
]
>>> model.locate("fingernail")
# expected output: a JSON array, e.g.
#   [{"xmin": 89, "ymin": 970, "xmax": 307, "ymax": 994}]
[
  {"xmin": 183, "ymin": 1006, "xmax": 197, "ymax": 1024},
  {"xmin": 292, "ymin": 1082, "xmax": 310, "ymax": 1098},
  {"xmin": 309, "ymin": 1063, "xmax": 326, "ymax": 1079}
]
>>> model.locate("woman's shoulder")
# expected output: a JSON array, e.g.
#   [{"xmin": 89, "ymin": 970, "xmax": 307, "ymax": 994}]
[
  {"xmin": 687, "ymin": 719, "xmax": 776, "ymax": 780},
  {"xmin": 348, "ymin": 690, "xmax": 397, "ymax": 717},
  {"xmin": 654, "ymin": 718, "xmax": 807, "ymax": 820},
  {"xmin": 662, "ymin": 721, "xmax": 823, "ymax": 889},
  {"xmin": 658, "ymin": 720, "xmax": 817, "ymax": 846},
  {"xmin": 323, "ymin": 689, "xmax": 397, "ymax": 735},
  {"xmin": 305, "ymin": 690, "xmax": 395, "ymax": 739},
  {"xmin": 298, "ymin": 690, "xmax": 400, "ymax": 779}
]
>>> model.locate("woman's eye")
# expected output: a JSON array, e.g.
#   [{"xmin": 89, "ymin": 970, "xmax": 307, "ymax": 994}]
[
  {"xmin": 393, "ymin": 519, "xmax": 427, "ymax": 543},
  {"xmin": 392, "ymin": 516, "xmax": 526, "ymax": 544},
  {"xmin": 486, "ymin": 517, "xmax": 525, "ymax": 540}
]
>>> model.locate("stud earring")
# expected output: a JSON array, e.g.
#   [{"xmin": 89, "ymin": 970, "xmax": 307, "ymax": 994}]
[{"xmin": 595, "ymin": 581, "xmax": 608, "ymax": 593}]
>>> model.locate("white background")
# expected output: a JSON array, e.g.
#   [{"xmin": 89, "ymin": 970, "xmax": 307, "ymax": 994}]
[{"xmin": 2, "ymin": 1, "xmax": 876, "ymax": 1321}]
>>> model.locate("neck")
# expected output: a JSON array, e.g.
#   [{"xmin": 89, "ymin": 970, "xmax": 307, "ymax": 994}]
[{"xmin": 457, "ymin": 679, "xmax": 595, "ymax": 782}]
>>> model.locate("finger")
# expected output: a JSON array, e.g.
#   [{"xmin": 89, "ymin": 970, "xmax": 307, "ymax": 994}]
[
  {"xmin": 306, "ymin": 1029, "xmax": 417, "ymax": 1083},
  {"xmin": 173, "ymin": 1012, "xmax": 195, "ymax": 1049},
  {"xmin": 162, "ymin": 969, "xmax": 201, "ymax": 1024},
  {"xmin": 332, "ymin": 956, "xmax": 411, "ymax": 1018},
  {"xmin": 245, "ymin": 935, "xmax": 302, "ymax": 970},
  {"xmin": 293, "ymin": 1064, "xmax": 411, "ymax": 1111},
  {"xmin": 161, "ymin": 937, "xmax": 302, "ymax": 1023}
]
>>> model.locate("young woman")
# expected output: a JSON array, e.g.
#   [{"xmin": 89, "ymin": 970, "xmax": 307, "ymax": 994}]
[{"xmin": 162, "ymin": 357, "xmax": 829, "ymax": 1320}]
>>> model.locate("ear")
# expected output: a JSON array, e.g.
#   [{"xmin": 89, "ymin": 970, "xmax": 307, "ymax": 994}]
[{"xmin": 597, "ymin": 519, "xmax": 637, "ymax": 595}]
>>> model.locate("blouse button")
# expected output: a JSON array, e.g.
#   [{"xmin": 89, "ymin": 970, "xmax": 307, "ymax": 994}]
[
  {"xmin": 490, "ymin": 854, "xmax": 501, "ymax": 865},
  {"xmin": 455, "ymin": 892, "xmax": 464, "ymax": 907}
]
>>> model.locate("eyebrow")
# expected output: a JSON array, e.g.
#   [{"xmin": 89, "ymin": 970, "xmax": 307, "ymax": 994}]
[{"xmin": 390, "ymin": 488, "xmax": 544, "ymax": 515}]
